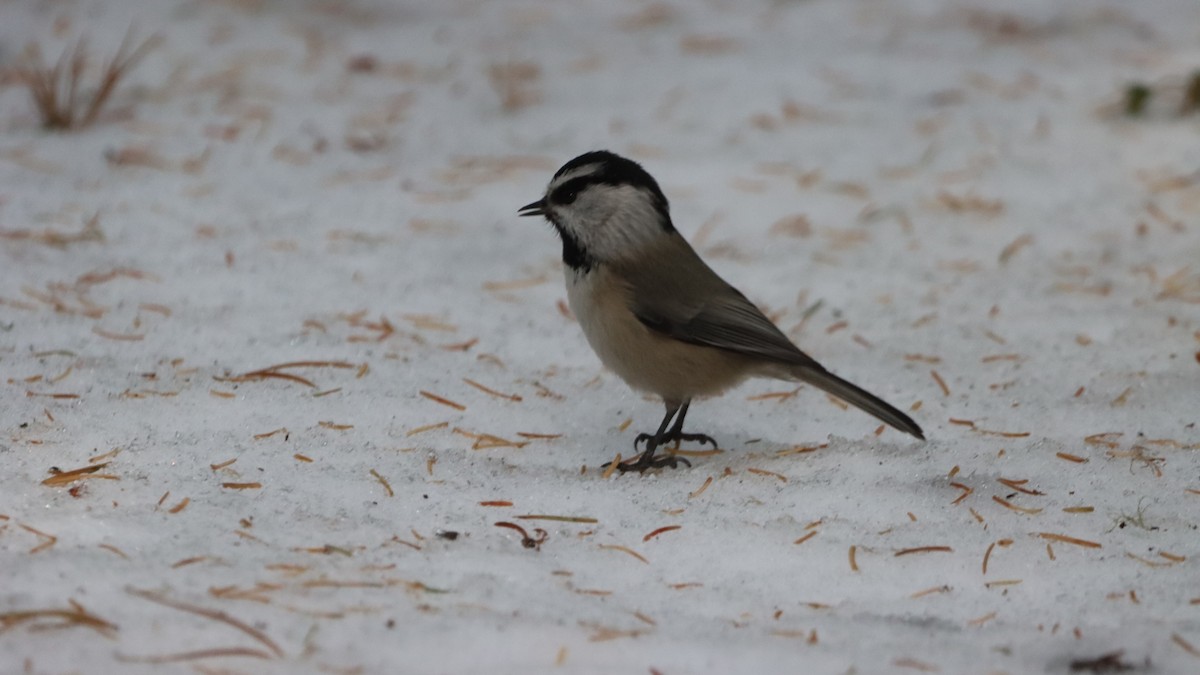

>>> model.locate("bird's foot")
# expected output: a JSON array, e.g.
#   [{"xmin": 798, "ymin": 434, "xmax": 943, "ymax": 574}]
[
  {"xmin": 613, "ymin": 450, "xmax": 692, "ymax": 473},
  {"xmin": 634, "ymin": 430, "xmax": 719, "ymax": 450}
]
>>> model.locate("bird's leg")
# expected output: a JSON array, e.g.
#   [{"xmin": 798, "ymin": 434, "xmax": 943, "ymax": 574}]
[
  {"xmin": 634, "ymin": 401, "xmax": 717, "ymax": 451},
  {"xmin": 657, "ymin": 401, "xmax": 718, "ymax": 450},
  {"xmin": 634, "ymin": 402, "xmax": 714, "ymax": 450},
  {"xmin": 619, "ymin": 403, "xmax": 691, "ymax": 472}
]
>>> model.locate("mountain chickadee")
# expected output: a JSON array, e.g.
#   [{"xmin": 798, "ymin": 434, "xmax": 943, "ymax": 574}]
[{"xmin": 520, "ymin": 150, "xmax": 924, "ymax": 472}]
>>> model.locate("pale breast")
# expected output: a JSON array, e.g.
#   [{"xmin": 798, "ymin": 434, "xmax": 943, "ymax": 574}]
[{"xmin": 564, "ymin": 265, "xmax": 753, "ymax": 403}]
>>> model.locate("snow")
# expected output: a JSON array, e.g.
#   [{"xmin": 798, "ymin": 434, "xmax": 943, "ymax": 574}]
[{"xmin": 2, "ymin": 0, "xmax": 1199, "ymax": 672}]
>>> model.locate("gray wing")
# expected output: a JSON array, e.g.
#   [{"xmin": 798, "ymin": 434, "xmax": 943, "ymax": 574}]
[
  {"xmin": 621, "ymin": 234, "xmax": 925, "ymax": 440},
  {"xmin": 620, "ymin": 234, "xmax": 823, "ymax": 370}
]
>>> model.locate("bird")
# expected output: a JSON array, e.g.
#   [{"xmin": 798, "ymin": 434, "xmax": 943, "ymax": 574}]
[{"xmin": 519, "ymin": 150, "xmax": 924, "ymax": 472}]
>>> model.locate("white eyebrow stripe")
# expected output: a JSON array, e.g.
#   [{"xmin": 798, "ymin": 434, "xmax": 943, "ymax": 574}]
[{"xmin": 548, "ymin": 163, "xmax": 605, "ymax": 190}]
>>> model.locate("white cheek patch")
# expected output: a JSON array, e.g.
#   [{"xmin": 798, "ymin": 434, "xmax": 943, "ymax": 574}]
[{"xmin": 569, "ymin": 184, "xmax": 667, "ymax": 262}]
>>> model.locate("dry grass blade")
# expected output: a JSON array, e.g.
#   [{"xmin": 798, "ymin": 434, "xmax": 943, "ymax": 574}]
[
  {"xmin": 1173, "ymin": 633, "xmax": 1200, "ymax": 658},
  {"xmin": 246, "ymin": 360, "xmax": 357, "ymax": 372},
  {"xmin": 895, "ymin": 546, "xmax": 953, "ymax": 556},
  {"xmin": 221, "ymin": 371, "xmax": 316, "ymax": 388},
  {"xmin": 42, "ymin": 461, "xmax": 111, "ymax": 486},
  {"xmin": 0, "ymin": 213, "xmax": 104, "ymax": 248},
  {"xmin": 643, "ymin": 525, "xmax": 681, "ymax": 542},
  {"xmin": 116, "ymin": 647, "xmax": 275, "ymax": 663},
  {"xmin": 20, "ymin": 524, "xmax": 57, "ymax": 553},
  {"xmin": 0, "ymin": 601, "xmax": 118, "ymax": 637},
  {"xmin": 515, "ymin": 514, "xmax": 598, "ymax": 524},
  {"xmin": 598, "ymin": 544, "xmax": 649, "ymax": 564},
  {"xmin": 126, "ymin": 587, "xmax": 284, "ymax": 658},
  {"xmin": 20, "ymin": 30, "xmax": 160, "ymax": 131},
  {"xmin": 369, "ymin": 469, "xmax": 394, "ymax": 497},
  {"xmin": 1036, "ymin": 533, "xmax": 1101, "ymax": 549},
  {"xmin": 82, "ymin": 31, "xmax": 161, "ymax": 128}
]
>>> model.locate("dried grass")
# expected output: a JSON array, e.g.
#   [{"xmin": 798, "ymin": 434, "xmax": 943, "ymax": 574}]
[{"xmin": 19, "ymin": 30, "xmax": 160, "ymax": 131}]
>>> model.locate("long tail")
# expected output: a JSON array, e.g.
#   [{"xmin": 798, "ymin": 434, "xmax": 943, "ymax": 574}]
[{"xmin": 793, "ymin": 366, "xmax": 925, "ymax": 440}]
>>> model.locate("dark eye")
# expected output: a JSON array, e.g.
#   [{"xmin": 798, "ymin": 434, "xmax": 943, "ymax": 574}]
[{"xmin": 551, "ymin": 177, "xmax": 590, "ymax": 205}]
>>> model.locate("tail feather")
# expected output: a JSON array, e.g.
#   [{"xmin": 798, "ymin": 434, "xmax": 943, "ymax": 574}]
[{"xmin": 794, "ymin": 367, "xmax": 925, "ymax": 440}]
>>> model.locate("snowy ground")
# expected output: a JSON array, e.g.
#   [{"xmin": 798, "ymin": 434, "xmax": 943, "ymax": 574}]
[{"xmin": 2, "ymin": 0, "xmax": 1199, "ymax": 673}]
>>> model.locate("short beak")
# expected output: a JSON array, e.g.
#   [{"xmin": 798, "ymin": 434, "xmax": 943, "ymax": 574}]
[{"xmin": 518, "ymin": 198, "xmax": 546, "ymax": 217}]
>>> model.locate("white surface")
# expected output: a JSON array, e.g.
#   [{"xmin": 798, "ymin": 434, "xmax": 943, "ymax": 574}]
[{"xmin": 2, "ymin": 1, "xmax": 1199, "ymax": 673}]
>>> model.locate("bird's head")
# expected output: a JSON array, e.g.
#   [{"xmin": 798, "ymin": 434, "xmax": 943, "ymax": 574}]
[{"xmin": 520, "ymin": 150, "xmax": 674, "ymax": 269}]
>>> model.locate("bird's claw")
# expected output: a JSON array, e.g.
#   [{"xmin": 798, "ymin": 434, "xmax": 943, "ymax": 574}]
[
  {"xmin": 634, "ymin": 431, "xmax": 719, "ymax": 450},
  {"xmin": 673, "ymin": 432, "xmax": 718, "ymax": 449},
  {"xmin": 613, "ymin": 451, "xmax": 692, "ymax": 473},
  {"xmin": 622, "ymin": 411, "xmax": 716, "ymax": 471}
]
